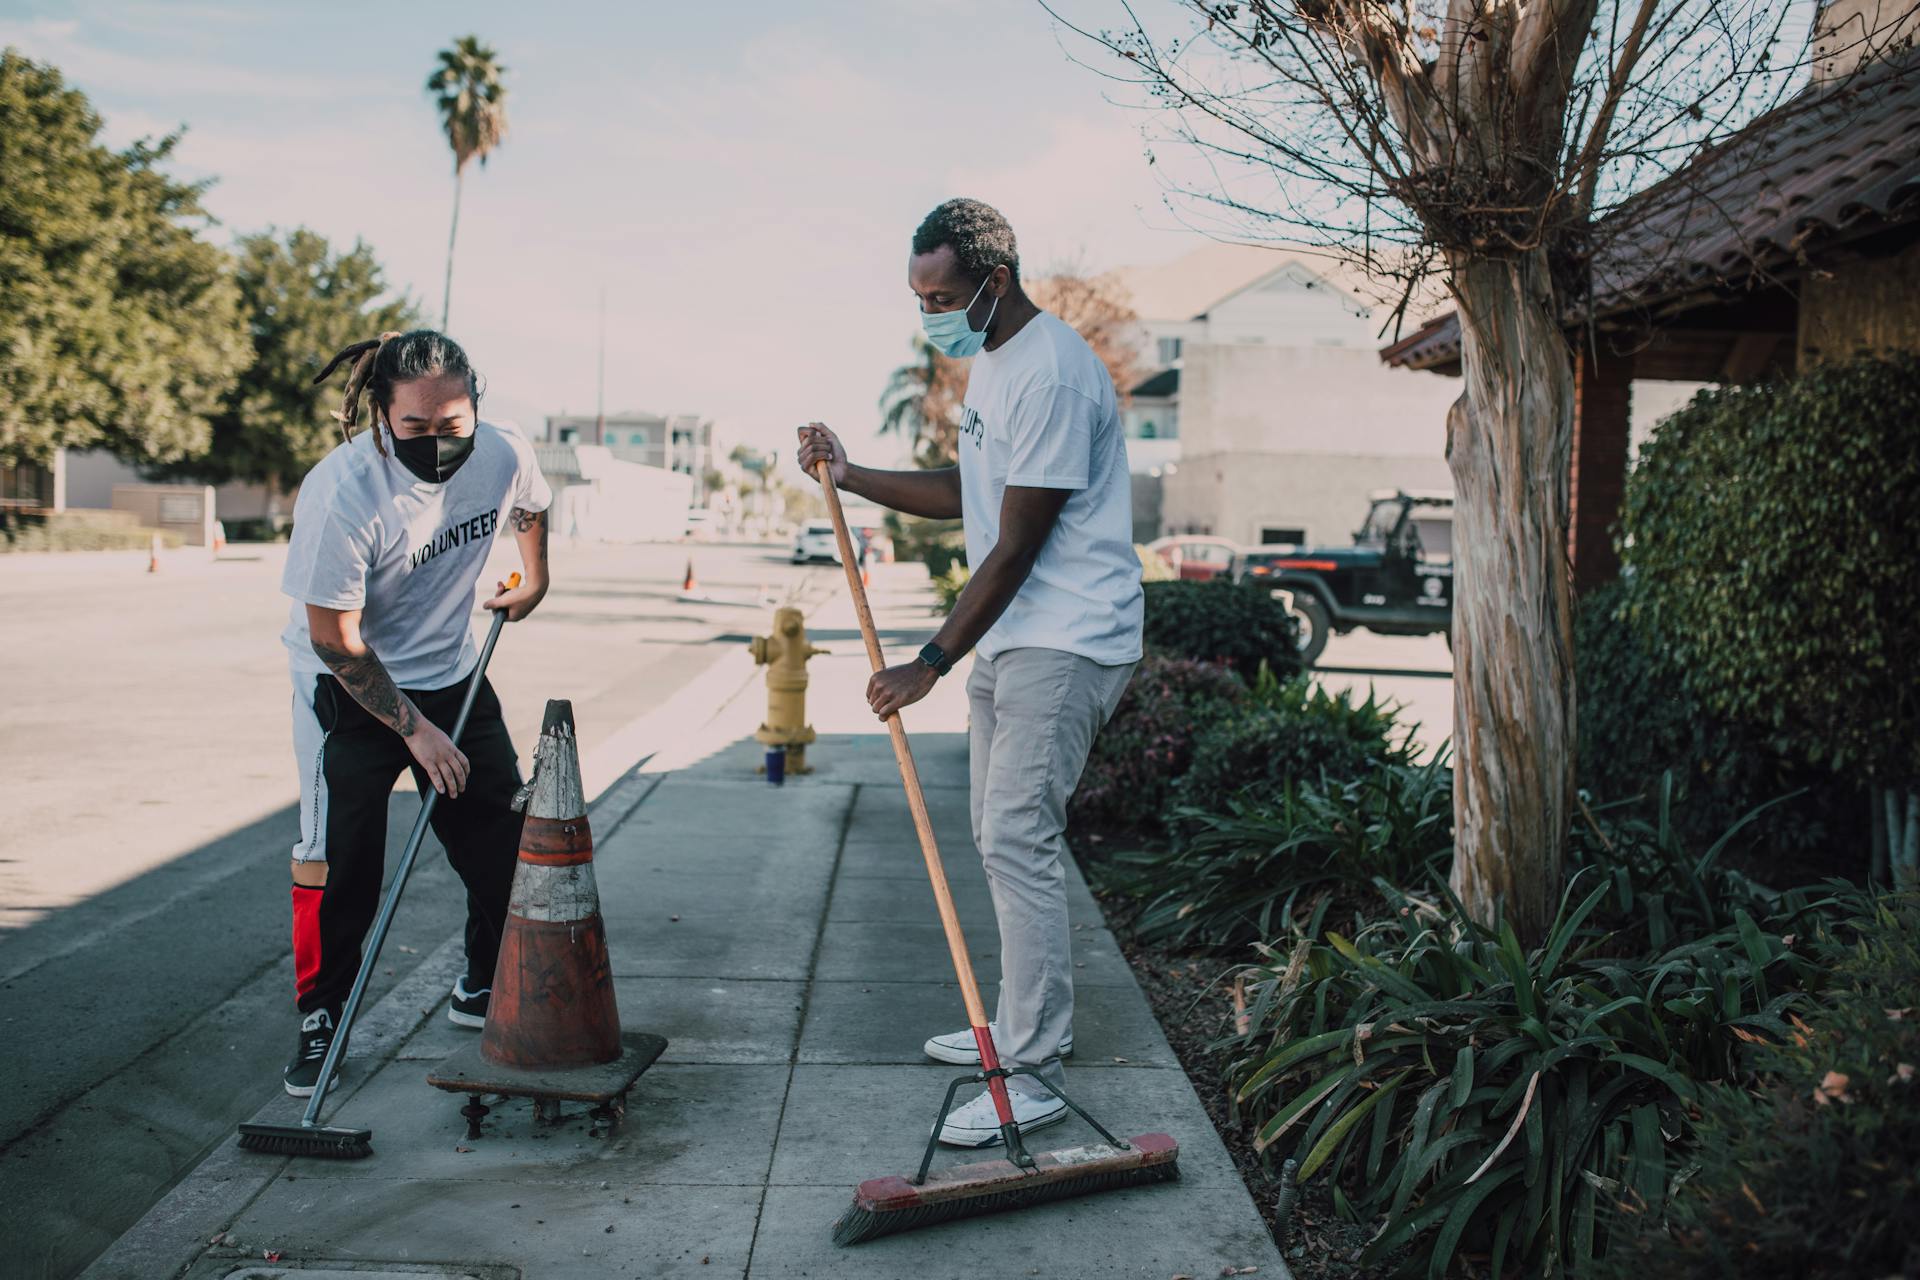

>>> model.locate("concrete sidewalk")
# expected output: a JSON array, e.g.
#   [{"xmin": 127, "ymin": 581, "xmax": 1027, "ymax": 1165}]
[{"xmin": 88, "ymin": 566, "xmax": 1286, "ymax": 1280}]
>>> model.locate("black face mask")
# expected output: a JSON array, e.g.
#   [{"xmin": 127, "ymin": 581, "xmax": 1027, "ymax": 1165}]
[{"xmin": 391, "ymin": 430, "xmax": 475, "ymax": 484}]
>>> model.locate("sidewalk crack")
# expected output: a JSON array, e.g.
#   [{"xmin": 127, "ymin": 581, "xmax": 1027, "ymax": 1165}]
[{"xmin": 742, "ymin": 780, "xmax": 859, "ymax": 1278}]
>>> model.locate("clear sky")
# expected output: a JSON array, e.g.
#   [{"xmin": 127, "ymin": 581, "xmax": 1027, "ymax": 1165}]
[{"xmin": 1, "ymin": 0, "xmax": 1214, "ymax": 469}]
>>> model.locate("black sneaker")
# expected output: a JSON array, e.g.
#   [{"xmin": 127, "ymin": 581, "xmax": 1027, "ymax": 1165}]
[
  {"xmin": 283, "ymin": 1007, "xmax": 340, "ymax": 1097},
  {"xmin": 449, "ymin": 976, "xmax": 489, "ymax": 1028}
]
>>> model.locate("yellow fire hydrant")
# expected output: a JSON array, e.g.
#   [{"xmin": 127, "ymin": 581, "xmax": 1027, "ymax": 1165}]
[{"xmin": 749, "ymin": 606, "xmax": 825, "ymax": 775}]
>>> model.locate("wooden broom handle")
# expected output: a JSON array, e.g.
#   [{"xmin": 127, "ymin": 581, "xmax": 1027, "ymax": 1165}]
[{"xmin": 815, "ymin": 459, "xmax": 992, "ymax": 1031}]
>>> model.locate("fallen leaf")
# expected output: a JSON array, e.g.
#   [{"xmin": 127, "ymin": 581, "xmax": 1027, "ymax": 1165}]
[
  {"xmin": 454, "ymin": 1145, "xmax": 474, "ymax": 1153},
  {"xmin": 397, "ymin": 945, "xmax": 418, "ymax": 954},
  {"xmin": 1812, "ymin": 1070, "xmax": 1853, "ymax": 1107},
  {"xmin": 263, "ymin": 1250, "xmax": 282, "ymax": 1263},
  {"xmin": 604, "ymin": 1224, "xmax": 615, "ymax": 1233},
  {"xmin": 1887, "ymin": 1008, "xmax": 1914, "ymax": 1021},
  {"xmin": 1890, "ymin": 1062, "xmax": 1915, "ymax": 1085},
  {"xmin": 1112, "ymin": 1057, "xmax": 1130, "ymax": 1063},
  {"xmin": 1740, "ymin": 1180, "xmax": 1767, "ymax": 1215}
]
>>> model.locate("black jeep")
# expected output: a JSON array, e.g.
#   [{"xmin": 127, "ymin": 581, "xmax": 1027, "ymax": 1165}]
[{"xmin": 1235, "ymin": 490, "xmax": 1453, "ymax": 665}]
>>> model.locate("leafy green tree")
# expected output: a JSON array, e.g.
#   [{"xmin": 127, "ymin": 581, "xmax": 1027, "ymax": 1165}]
[
  {"xmin": 0, "ymin": 51, "xmax": 246, "ymax": 467},
  {"xmin": 1621, "ymin": 354, "xmax": 1920, "ymax": 886},
  {"xmin": 426, "ymin": 36, "xmax": 509, "ymax": 330},
  {"xmin": 162, "ymin": 229, "xmax": 418, "ymax": 491}
]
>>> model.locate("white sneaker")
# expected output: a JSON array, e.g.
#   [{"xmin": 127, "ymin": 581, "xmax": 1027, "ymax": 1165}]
[
  {"xmin": 936, "ymin": 1087, "xmax": 1068, "ymax": 1148},
  {"xmin": 923, "ymin": 1022, "xmax": 1074, "ymax": 1066}
]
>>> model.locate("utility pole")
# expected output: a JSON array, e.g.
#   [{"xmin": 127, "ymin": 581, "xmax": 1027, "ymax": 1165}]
[{"xmin": 594, "ymin": 286, "xmax": 607, "ymax": 446}]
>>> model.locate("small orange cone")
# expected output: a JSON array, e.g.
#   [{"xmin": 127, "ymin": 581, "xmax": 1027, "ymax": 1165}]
[
  {"xmin": 427, "ymin": 699, "xmax": 666, "ymax": 1136},
  {"xmin": 682, "ymin": 558, "xmax": 698, "ymax": 593},
  {"xmin": 859, "ymin": 543, "xmax": 872, "ymax": 589},
  {"xmin": 148, "ymin": 532, "xmax": 160, "ymax": 574}
]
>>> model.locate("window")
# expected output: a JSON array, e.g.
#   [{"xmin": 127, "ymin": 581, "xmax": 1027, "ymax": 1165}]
[
  {"xmin": 1156, "ymin": 336, "xmax": 1183, "ymax": 364},
  {"xmin": 627, "ymin": 430, "xmax": 648, "ymax": 446},
  {"xmin": 557, "ymin": 426, "xmax": 578, "ymax": 443},
  {"xmin": 1139, "ymin": 420, "xmax": 1158, "ymax": 439},
  {"xmin": 1260, "ymin": 526, "xmax": 1306, "ymax": 546}
]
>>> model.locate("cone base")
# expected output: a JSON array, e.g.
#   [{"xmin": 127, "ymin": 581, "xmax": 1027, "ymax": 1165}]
[{"xmin": 426, "ymin": 1029, "xmax": 668, "ymax": 1106}]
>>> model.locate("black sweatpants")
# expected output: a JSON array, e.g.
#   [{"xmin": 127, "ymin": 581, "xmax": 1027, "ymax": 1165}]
[{"xmin": 291, "ymin": 670, "xmax": 524, "ymax": 1015}]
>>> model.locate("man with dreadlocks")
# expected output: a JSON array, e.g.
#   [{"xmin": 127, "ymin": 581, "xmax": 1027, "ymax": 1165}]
[{"xmin": 277, "ymin": 329, "xmax": 551, "ymax": 1097}]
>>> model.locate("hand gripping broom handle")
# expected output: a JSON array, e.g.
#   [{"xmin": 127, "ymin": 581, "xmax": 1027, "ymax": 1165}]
[
  {"xmin": 299, "ymin": 572, "xmax": 519, "ymax": 1128},
  {"xmin": 815, "ymin": 461, "xmax": 1021, "ymax": 1131}
]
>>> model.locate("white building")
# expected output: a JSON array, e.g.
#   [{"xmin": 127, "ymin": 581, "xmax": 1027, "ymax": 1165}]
[
  {"xmin": 1114, "ymin": 244, "xmax": 1459, "ymax": 549},
  {"xmin": 543, "ymin": 412, "xmax": 714, "ymax": 483}
]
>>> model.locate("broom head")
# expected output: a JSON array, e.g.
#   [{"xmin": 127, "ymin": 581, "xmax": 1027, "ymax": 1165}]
[
  {"xmin": 832, "ymin": 1132, "xmax": 1179, "ymax": 1245},
  {"xmin": 236, "ymin": 1121, "xmax": 374, "ymax": 1159}
]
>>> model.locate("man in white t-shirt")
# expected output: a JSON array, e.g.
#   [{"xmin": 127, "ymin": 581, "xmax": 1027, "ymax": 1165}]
[
  {"xmin": 277, "ymin": 330, "xmax": 552, "ymax": 1098},
  {"xmin": 797, "ymin": 198, "xmax": 1143, "ymax": 1149}
]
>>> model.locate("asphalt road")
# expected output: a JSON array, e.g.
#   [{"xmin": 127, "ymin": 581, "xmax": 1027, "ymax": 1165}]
[{"xmin": 0, "ymin": 537, "xmax": 839, "ymax": 1280}]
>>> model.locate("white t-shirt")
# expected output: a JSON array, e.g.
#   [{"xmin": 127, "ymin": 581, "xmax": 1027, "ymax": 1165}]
[
  {"xmin": 280, "ymin": 420, "xmax": 552, "ymax": 690},
  {"xmin": 957, "ymin": 310, "xmax": 1144, "ymax": 666}
]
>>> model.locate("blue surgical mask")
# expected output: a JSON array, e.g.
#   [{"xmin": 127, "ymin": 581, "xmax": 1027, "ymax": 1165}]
[{"xmin": 920, "ymin": 275, "xmax": 997, "ymax": 358}]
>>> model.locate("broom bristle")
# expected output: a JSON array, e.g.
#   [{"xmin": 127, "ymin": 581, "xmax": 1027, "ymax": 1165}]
[
  {"xmin": 832, "ymin": 1134, "xmax": 1180, "ymax": 1246},
  {"xmin": 236, "ymin": 1123, "xmax": 374, "ymax": 1159}
]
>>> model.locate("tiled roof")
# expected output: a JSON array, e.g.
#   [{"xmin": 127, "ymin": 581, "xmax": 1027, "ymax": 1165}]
[{"xmin": 1383, "ymin": 52, "xmax": 1920, "ymax": 370}]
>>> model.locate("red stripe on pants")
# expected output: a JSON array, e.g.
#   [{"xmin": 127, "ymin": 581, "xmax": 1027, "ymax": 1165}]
[{"xmin": 292, "ymin": 884, "xmax": 323, "ymax": 1002}]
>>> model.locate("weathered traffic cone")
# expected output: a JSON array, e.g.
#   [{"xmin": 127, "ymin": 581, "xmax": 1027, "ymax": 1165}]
[
  {"xmin": 148, "ymin": 531, "xmax": 160, "ymax": 574},
  {"xmin": 427, "ymin": 699, "xmax": 667, "ymax": 1137},
  {"xmin": 682, "ymin": 558, "xmax": 698, "ymax": 593},
  {"xmin": 483, "ymin": 699, "xmax": 619, "ymax": 1068},
  {"xmin": 858, "ymin": 542, "xmax": 872, "ymax": 589}
]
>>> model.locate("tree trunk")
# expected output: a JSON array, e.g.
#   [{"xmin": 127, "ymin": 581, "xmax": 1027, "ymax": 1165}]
[
  {"xmin": 1889, "ymin": 787, "xmax": 1919, "ymax": 891},
  {"xmin": 442, "ymin": 167, "xmax": 464, "ymax": 331},
  {"xmin": 1871, "ymin": 786, "xmax": 1890, "ymax": 884},
  {"xmin": 1445, "ymin": 250, "xmax": 1578, "ymax": 944}
]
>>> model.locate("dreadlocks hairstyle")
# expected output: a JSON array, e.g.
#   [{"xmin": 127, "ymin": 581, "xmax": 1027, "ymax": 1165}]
[
  {"xmin": 312, "ymin": 329, "xmax": 484, "ymax": 457},
  {"xmin": 911, "ymin": 198, "xmax": 1020, "ymax": 286}
]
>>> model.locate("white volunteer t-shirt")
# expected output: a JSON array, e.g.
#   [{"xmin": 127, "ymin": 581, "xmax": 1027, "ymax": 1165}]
[
  {"xmin": 957, "ymin": 310, "xmax": 1144, "ymax": 666},
  {"xmin": 281, "ymin": 420, "xmax": 552, "ymax": 691}
]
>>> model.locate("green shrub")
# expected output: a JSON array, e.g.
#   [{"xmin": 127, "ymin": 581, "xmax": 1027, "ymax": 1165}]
[
  {"xmin": 1596, "ymin": 893, "xmax": 1920, "ymax": 1280},
  {"xmin": 1571, "ymin": 776, "xmax": 1804, "ymax": 953},
  {"xmin": 1141, "ymin": 578, "xmax": 1302, "ymax": 683},
  {"xmin": 1068, "ymin": 653, "xmax": 1246, "ymax": 835},
  {"xmin": 1178, "ymin": 675, "xmax": 1415, "ymax": 818},
  {"xmin": 1119, "ymin": 756, "xmax": 1453, "ymax": 950},
  {"xmin": 1620, "ymin": 353, "xmax": 1920, "ymax": 790},
  {"xmin": 930, "ymin": 563, "xmax": 969, "ymax": 615},
  {"xmin": 1576, "ymin": 578, "xmax": 1866, "ymax": 876},
  {"xmin": 1226, "ymin": 876, "xmax": 1847, "ymax": 1279},
  {"xmin": 890, "ymin": 515, "xmax": 967, "ymax": 577}
]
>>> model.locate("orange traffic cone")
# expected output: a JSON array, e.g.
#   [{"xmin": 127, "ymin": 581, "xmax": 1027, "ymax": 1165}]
[
  {"xmin": 682, "ymin": 558, "xmax": 698, "ymax": 593},
  {"xmin": 859, "ymin": 543, "xmax": 872, "ymax": 589},
  {"xmin": 148, "ymin": 531, "xmax": 160, "ymax": 574},
  {"xmin": 427, "ymin": 700, "xmax": 666, "ymax": 1137}
]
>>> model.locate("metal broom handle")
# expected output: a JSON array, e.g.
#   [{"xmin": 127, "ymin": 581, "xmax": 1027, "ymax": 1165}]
[{"xmin": 300, "ymin": 572, "xmax": 520, "ymax": 1128}]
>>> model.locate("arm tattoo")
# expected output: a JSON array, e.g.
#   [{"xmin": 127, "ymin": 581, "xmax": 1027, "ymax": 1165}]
[
  {"xmin": 509, "ymin": 506, "xmax": 548, "ymax": 565},
  {"xmin": 311, "ymin": 638, "xmax": 418, "ymax": 737}
]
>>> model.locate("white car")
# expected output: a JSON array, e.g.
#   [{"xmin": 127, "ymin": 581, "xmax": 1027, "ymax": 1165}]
[{"xmin": 791, "ymin": 520, "xmax": 840, "ymax": 563}]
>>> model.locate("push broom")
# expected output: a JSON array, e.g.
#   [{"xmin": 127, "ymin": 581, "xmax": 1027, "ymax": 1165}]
[
  {"xmin": 237, "ymin": 573, "xmax": 520, "ymax": 1159},
  {"xmin": 812, "ymin": 458, "xmax": 1180, "ymax": 1245}
]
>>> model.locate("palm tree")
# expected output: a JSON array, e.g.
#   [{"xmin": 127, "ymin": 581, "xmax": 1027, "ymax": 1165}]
[
  {"xmin": 878, "ymin": 334, "xmax": 968, "ymax": 466},
  {"xmin": 426, "ymin": 36, "xmax": 509, "ymax": 330}
]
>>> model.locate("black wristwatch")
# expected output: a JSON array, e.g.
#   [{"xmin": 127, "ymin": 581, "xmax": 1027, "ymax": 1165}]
[{"xmin": 918, "ymin": 641, "xmax": 954, "ymax": 677}]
